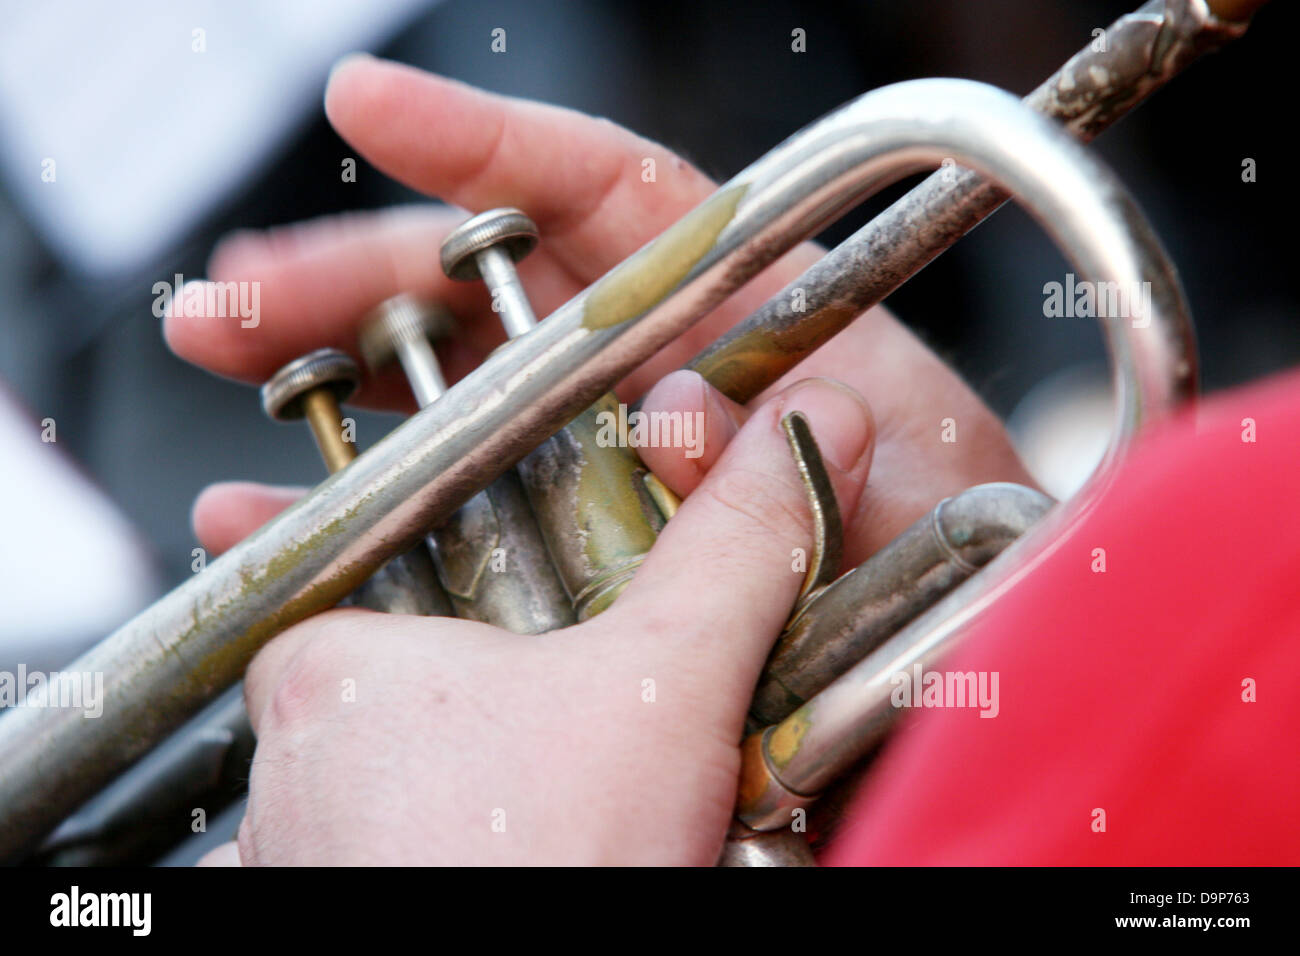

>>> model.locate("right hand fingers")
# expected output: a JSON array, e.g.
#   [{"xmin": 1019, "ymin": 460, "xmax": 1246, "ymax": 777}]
[
  {"xmin": 164, "ymin": 57, "xmax": 824, "ymax": 403},
  {"xmin": 191, "ymin": 481, "xmax": 305, "ymax": 555}
]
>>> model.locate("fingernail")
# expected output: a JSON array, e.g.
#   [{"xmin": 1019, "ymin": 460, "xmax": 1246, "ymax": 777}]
[
  {"xmin": 781, "ymin": 379, "xmax": 873, "ymax": 471},
  {"xmin": 695, "ymin": 372, "xmax": 739, "ymax": 451}
]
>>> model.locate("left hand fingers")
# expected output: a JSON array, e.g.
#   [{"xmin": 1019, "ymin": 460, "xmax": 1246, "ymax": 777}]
[
  {"xmin": 640, "ymin": 361, "xmax": 1037, "ymax": 566},
  {"xmin": 758, "ymin": 307, "xmax": 1038, "ymax": 559}
]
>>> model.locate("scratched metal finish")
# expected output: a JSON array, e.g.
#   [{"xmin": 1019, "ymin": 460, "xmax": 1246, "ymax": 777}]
[
  {"xmin": 430, "ymin": 469, "xmax": 575, "ymax": 634},
  {"xmin": 688, "ymin": 0, "xmax": 1241, "ymax": 405},
  {"xmin": 347, "ymin": 546, "xmax": 453, "ymax": 617},
  {"xmin": 749, "ymin": 483, "xmax": 1053, "ymax": 728}
]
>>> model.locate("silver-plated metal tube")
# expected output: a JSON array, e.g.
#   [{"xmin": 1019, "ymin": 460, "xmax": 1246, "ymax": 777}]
[
  {"xmin": 688, "ymin": 0, "xmax": 1237, "ymax": 403},
  {"xmin": 732, "ymin": 76, "xmax": 1197, "ymax": 830},
  {"xmin": 749, "ymin": 483, "xmax": 1053, "ymax": 727},
  {"xmin": 394, "ymin": 336, "xmax": 448, "ymax": 408},
  {"xmin": 0, "ymin": 78, "xmax": 1192, "ymax": 859},
  {"xmin": 478, "ymin": 246, "xmax": 538, "ymax": 339},
  {"xmin": 741, "ymin": 454, "xmax": 1178, "ymax": 825},
  {"xmin": 38, "ymin": 530, "xmax": 451, "ymax": 865},
  {"xmin": 741, "ymin": 526, "xmax": 1070, "ymax": 830}
]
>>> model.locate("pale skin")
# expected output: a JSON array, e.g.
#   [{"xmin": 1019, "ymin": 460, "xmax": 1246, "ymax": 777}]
[{"xmin": 182, "ymin": 55, "xmax": 1036, "ymax": 865}]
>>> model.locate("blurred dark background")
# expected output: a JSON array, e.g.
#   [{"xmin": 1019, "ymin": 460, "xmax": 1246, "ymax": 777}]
[{"xmin": 0, "ymin": 0, "xmax": 1292, "ymax": 653}]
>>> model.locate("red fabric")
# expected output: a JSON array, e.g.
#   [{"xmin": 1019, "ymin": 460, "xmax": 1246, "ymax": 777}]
[{"xmin": 826, "ymin": 367, "xmax": 1300, "ymax": 866}]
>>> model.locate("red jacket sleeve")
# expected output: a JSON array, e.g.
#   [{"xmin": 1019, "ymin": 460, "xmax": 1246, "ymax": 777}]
[{"xmin": 826, "ymin": 367, "xmax": 1300, "ymax": 866}]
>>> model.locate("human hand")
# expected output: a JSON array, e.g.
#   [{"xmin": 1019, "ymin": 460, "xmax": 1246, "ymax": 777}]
[{"xmin": 200, "ymin": 376, "xmax": 871, "ymax": 865}]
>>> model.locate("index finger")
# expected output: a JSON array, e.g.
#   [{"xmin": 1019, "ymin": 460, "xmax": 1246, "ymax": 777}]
[{"xmin": 323, "ymin": 55, "xmax": 719, "ymax": 276}]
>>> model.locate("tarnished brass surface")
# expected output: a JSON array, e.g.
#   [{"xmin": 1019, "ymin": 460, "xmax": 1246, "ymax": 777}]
[
  {"xmin": 782, "ymin": 412, "xmax": 843, "ymax": 612},
  {"xmin": 718, "ymin": 7, "xmax": 1245, "ymax": 854},
  {"xmin": 441, "ymin": 210, "xmax": 682, "ymax": 624},
  {"xmin": 582, "ymin": 184, "xmax": 748, "ymax": 330},
  {"xmin": 347, "ymin": 544, "xmax": 452, "ymax": 618},
  {"xmin": 360, "ymin": 294, "xmax": 573, "ymax": 634},
  {"xmin": 518, "ymin": 395, "xmax": 670, "ymax": 620},
  {"xmin": 750, "ymin": 483, "xmax": 1052, "ymax": 727},
  {"xmin": 642, "ymin": 473, "xmax": 681, "ymax": 520},
  {"xmin": 429, "ymin": 470, "xmax": 575, "ymax": 634},
  {"xmin": 686, "ymin": 0, "xmax": 1236, "ymax": 405},
  {"xmin": 303, "ymin": 389, "xmax": 357, "ymax": 473},
  {"xmin": 735, "ymin": 727, "xmax": 816, "ymax": 830},
  {"xmin": 0, "ymin": 74, "xmax": 1200, "ymax": 859}
]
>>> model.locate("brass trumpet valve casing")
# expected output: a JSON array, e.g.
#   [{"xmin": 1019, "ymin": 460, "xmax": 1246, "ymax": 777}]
[{"xmin": 517, "ymin": 394, "xmax": 672, "ymax": 620}]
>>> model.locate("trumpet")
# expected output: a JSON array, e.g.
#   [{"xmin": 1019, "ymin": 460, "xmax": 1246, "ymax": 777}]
[{"xmin": 0, "ymin": 0, "xmax": 1266, "ymax": 865}]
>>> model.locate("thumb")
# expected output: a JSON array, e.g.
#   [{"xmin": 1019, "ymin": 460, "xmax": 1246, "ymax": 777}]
[{"xmin": 607, "ymin": 376, "xmax": 875, "ymax": 703}]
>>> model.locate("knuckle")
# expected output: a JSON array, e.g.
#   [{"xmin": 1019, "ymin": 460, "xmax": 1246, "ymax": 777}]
[{"xmin": 263, "ymin": 642, "xmax": 340, "ymax": 732}]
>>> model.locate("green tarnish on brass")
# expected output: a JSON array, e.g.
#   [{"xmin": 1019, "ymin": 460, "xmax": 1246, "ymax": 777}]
[
  {"xmin": 568, "ymin": 395, "xmax": 669, "ymax": 618},
  {"xmin": 781, "ymin": 412, "xmax": 843, "ymax": 615},
  {"xmin": 574, "ymin": 559, "xmax": 644, "ymax": 619},
  {"xmin": 689, "ymin": 302, "xmax": 860, "ymax": 405},
  {"xmin": 582, "ymin": 184, "xmax": 748, "ymax": 330},
  {"xmin": 693, "ymin": 348, "xmax": 797, "ymax": 406}
]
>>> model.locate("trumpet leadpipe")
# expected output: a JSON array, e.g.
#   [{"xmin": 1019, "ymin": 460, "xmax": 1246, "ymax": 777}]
[{"xmin": 687, "ymin": 0, "xmax": 1246, "ymax": 404}]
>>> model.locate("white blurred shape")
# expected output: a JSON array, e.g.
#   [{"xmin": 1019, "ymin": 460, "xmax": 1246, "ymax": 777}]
[
  {"xmin": 0, "ymin": 0, "xmax": 433, "ymax": 276},
  {"xmin": 1006, "ymin": 362, "xmax": 1113, "ymax": 501},
  {"xmin": 0, "ymin": 390, "xmax": 158, "ymax": 671}
]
